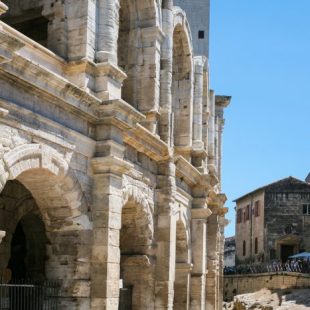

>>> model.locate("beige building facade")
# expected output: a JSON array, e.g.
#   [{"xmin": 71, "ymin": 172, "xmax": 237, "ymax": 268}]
[
  {"xmin": 0, "ymin": 0, "xmax": 230, "ymax": 309},
  {"xmin": 235, "ymin": 177, "xmax": 310, "ymax": 266}
]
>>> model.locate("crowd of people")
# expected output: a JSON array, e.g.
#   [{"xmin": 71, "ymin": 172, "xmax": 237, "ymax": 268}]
[{"xmin": 224, "ymin": 259, "xmax": 310, "ymax": 275}]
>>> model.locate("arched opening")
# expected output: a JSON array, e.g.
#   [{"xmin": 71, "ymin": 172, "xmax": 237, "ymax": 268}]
[
  {"xmin": 8, "ymin": 213, "xmax": 47, "ymax": 281},
  {"xmin": 117, "ymin": 0, "xmax": 158, "ymax": 112},
  {"xmin": 0, "ymin": 180, "xmax": 52, "ymax": 309},
  {"xmin": 0, "ymin": 142, "xmax": 92, "ymax": 308},
  {"xmin": 173, "ymin": 219, "xmax": 190, "ymax": 309},
  {"xmin": 172, "ymin": 24, "xmax": 193, "ymax": 154},
  {"xmin": 1, "ymin": 1, "xmax": 48, "ymax": 47},
  {"xmin": 119, "ymin": 198, "xmax": 154, "ymax": 309},
  {"xmin": 0, "ymin": 180, "xmax": 47, "ymax": 280}
]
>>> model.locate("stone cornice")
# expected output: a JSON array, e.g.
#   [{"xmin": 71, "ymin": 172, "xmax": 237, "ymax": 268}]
[
  {"xmin": 191, "ymin": 207, "xmax": 212, "ymax": 220},
  {"xmin": 207, "ymin": 191, "xmax": 227, "ymax": 215},
  {"xmin": 175, "ymin": 155, "xmax": 201, "ymax": 187},
  {"xmin": 91, "ymin": 156, "xmax": 134, "ymax": 175},
  {"xmin": 215, "ymin": 95, "xmax": 231, "ymax": 108},
  {"xmin": 123, "ymin": 124, "xmax": 169, "ymax": 162},
  {"xmin": 98, "ymin": 99, "xmax": 145, "ymax": 125},
  {"xmin": 0, "ymin": 30, "xmax": 24, "ymax": 64},
  {"xmin": 0, "ymin": 98, "xmax": 96, "ymax": 157},
  {"xmin": 65, "ymin": 59, "xmax": 127, "ymax": 83}
]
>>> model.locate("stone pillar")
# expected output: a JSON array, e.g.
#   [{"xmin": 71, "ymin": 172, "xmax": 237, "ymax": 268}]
[
  {"xmin": 174, "ymin": 263, "xmax": 191, "ymax": 310},
  {"xmin": 207, "ymin": 90, "xmax": 216, "ymax": 171},
  {"xmin": 192, "ymin": 56, "xmax": 207, "ymax": 172},
  {"xmin": 206, "ymin": 213, "xmax": 219, "ymax": 310},
  {"xmin": 91, "ymin": 134, "xmax": 132, "ymax": 310},
  {"xmin": 192, "ymin": 56, "xmax": 206, "ymax": 149},
  {"xmin": 202, "ymin": 70, "xmax": 210, "ymax": 170},
  {"xmin": 0, "ymin": 231, "xmax": 5, "ymax": 244},
  {"xmin": 190, "ymin": 205, "xmax": 212, "ymax": 310},
  {"xmin": 159, "ymin": 1, "xmax": 174, "ymax": 145},
  {"xmin": 155, "ymin": 159, "xmax": 177, "ymax": 309},
  {"xmin": 217, "ymin": 216, "xmax": 227, "ymax": 310},
  {"xmin": 215, "ymin": 96, "xmax": 231, "ymax": 186},
  {"xmin": 136, "ymin": 27, "xmax": 164, "ymax": 133},
  {"xmin": 96, "ymin": 0, "xmax": 120, "ymax": 64}
]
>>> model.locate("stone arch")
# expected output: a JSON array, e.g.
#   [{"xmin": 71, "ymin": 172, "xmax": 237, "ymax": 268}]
[
  {"xmin": 1, "ymin": 143, "xmax": 91, "ymax": 230},
  {"xmin": 120, "ymin": 182, "xmax": 155, "ymax": 308},
  {"xmin": 118, "ymin": 0, "xmax": 161, "ymax": 114},
  {"xmin": 0, "ymin": 143, "xmax": 92, "ymax": 308},
  {"xmin": 121, "ymin": 182, "xmax": 154, "ymax": 254},
  {"xmin": 172, "ymin": 8, "xmax": 194, "ymax": 154}
]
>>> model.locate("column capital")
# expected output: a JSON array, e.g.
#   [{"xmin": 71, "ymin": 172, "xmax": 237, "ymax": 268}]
[{"xmin": 191, "ymin": 207, "xmax": 212, "ymax": 219}]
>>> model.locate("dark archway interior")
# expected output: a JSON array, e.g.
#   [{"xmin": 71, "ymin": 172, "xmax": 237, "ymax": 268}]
[
  {"xmin": 8, "ymin": 222, "xmax": 27, "ymax": 280},
  {"xmin": 0, "ymin": 180, "xmax": 48, "ymax": 281}
]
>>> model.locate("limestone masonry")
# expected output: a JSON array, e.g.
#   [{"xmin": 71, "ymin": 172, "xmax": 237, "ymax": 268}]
[{"xmin": 0, "ymin": 0, "xmax": 230, "ymax": 309}]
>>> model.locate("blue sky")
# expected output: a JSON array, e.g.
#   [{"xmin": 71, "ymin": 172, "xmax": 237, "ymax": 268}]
[{"xmin": 210, "ymin": 0, "xmax": 310, "ymax": 237}]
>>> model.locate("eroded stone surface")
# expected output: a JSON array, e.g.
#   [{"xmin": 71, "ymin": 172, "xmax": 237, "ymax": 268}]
[{"xmin": 0, "ymin": 0, "xmax": 230, "ymax": 308}]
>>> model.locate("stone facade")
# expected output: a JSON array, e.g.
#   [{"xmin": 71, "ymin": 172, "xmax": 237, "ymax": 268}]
[
  {"xmin": 235, "ymin": 177, "xmax": 310, "ymax": 265},
  {"xmin": 0, "ymin": 0, "xmax": 230, "ymax": 309}
]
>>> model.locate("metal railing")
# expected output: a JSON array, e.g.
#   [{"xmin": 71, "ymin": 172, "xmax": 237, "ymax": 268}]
[
  {"xmin": 224, "ymin": 261, "xmax": 310, "ymax": 275},
  {"xmin": 0, "ymin": 279, "xmax": 60, "ymax": 310}
]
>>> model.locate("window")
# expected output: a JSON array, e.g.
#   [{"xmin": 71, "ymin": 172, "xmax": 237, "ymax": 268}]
[
  {"xmin": 245, "ymin": 205, "xmax": 250, "ymax": 221},
  {"xmin": 270, "ymin": 249, "xmax": 276, "ymax": 260},
  {"xmin": 198, "ymin": 30, "xmax": 205, "ymax": 39},
  {"xmin": 243, "ymin": 240, "xmax": 246, "ymax": 256},
  {"xmin": 237, "ymin": 209, "xmax": 242, "ymax": 223},
  {"xmin": 254, "ymin": 201, "xmax": 260, "ymax": 217},
  {"xmin": 254, "ymin": 238, "xmax": 258, "ymax": 254},
  {"xmin": 303, "ymin": 204, "xmax": 310, "ymax": 215}
]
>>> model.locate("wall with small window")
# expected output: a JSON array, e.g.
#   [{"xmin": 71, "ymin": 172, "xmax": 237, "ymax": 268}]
[
  {"xmin": 302, "ymin": 204, "xmax": 310, "ymax": 215},
  {"xmin": 235, "ymin": 191, "xmax": 265, "ymax": 264}
]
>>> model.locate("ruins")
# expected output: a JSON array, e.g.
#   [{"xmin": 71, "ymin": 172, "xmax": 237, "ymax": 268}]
[{"xmin": 0, "ymin": 0, "xmax": 230, "ymax": 308}]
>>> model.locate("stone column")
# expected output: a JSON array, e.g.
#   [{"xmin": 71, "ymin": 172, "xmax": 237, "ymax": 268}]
[
  {"xmin": 192, "ymin": 56, "xmax": 206, "ymax": 149},
  {"xmin": 159, "ymin": 0, "xmax": 174, "ymax": 145},
  {"xmin": 91, "ymin": 135, "xmax": 132, "ymax": 310},
  {"xmin": 155, "ymin": 159, "xmax": 177, "ymax": 309},
  {"xmin": 215, "ymin": 96, "xmax": 231, "ymax": 185},
  {"xmin": 137, "ymin": 26, "xmax": 164, "ymax": 133},
  {"xmin": 202, "ymin": 70, "xmax": 210, "ymax": 172},
  {"xmin": 217, "ymin": 216, "xmax": 227, "ymax": 310},
  {"xmin": 192, "ymin": 56, "xmax": 207, "ymax": 171},
  {"xmin": 174, "ymin": 263, "xmax": 192, "ymax": 309},
  {"xmin": 207, "ymin": 90, "xmax": 216, "ymax": 171},
  {"xmin": 96, "ymin": 0, "xmax": 120, "ymax": 64},
  {"xmin": 190, "ymin": 205, "xmax": 212, "ymax": 310},
  {"xmin": 0, "ymin": 231, "xmax": 5, "ymax": 244},
  {"xmin": 206, "ymin": 213, "xmax": 219, "ymax": 310}
]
